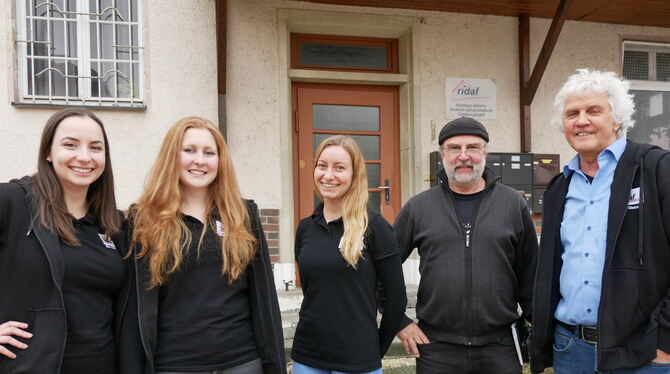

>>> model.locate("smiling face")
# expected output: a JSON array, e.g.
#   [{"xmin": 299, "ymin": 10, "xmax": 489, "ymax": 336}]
[
  {"xmin": 314, "ymin": 145, "xmax": 353, "ymax": 205},
  {"xmin": 563, "ymin": 92, "xmax": 620, "ymax": 160},
  {"xmin": 178, "ymin": 128, "xmax": 219, "ymax": 194},
  {"xmin": 440, "ymin": 135, "xmax": 487, "ymax": 189},
  {"xmin": 48, "ymin": 115, "xmax": 106, "ymax": 196}
]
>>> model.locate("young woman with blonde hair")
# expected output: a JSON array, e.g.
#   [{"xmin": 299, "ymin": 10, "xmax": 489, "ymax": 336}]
[
  {"xmin": 291, "ymin": 135, "xmax": 407, "ymax": 374},
  {"xmin": 128, "ymin": 116, "xmax": 285, "ymax": 374}
]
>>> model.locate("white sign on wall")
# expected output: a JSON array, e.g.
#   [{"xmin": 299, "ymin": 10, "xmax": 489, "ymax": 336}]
[{"xmin": 445, "ymin": 78, "xmax": 496, "ymax": 119}]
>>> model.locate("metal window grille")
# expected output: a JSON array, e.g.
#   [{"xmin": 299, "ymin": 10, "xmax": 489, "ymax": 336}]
[
  {"xmin": 623, "ymin": 41, "xmax": 670, "ymax": 83},
  {"xmin": 15, "ymin": 0, "xmax": 144, "ymax": 107}
]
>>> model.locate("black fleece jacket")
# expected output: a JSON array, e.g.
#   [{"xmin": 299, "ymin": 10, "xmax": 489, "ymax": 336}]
[
  {"xmin": 394, "ymin": 168, "xmax": 537, "ymax": 345},
  {"xmin": 0, "ymin": 176, "xmax": 138, "ymax": 374},
  {"xmin": 531, "ymin": 141, "xmax": 670, "ymax": 372}
]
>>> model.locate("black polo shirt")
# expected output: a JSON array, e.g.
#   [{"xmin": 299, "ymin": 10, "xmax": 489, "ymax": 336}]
[
  {"xmin": 154, "ymin": 214, "xmax": 258, "ymax": 372},
  {"xmin": 291, "ymin": 204, "xmax": 407, "ymax": 373},
  {"xmin": 60, "ymin": 214, "xmax": 124, "ymax": 374}
]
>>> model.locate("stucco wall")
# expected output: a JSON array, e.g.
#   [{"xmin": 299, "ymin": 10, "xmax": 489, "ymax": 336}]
[
  {"xmin": 2, "ymin": 0, "xmax": 670, "ymax": 274},
  {"xmin": 225, "ymin": 0, "xmax": 670, "ymax": 269},
  {"xmin": 0, "ymin": 0, "xmax": 219, "ymax": 209},
  {"xmin": 227, "ymin": 0, "xmax": 670, "ymax": 201}
]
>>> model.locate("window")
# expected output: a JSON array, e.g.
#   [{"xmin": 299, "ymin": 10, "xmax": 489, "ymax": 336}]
[
  {"xmin": 15, "ymin": 0, "xmax": 144, "ymax": 108},
  {"xmin": 622, "ymin": 41, "xmax": 670, "ymax": 150},
  {"xmin": 291, "ymin": 33, "xmax": 398, "ymax": 73}
]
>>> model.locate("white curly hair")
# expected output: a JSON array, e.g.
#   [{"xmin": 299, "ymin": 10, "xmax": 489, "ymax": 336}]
[{"xmin": 550, "ymin": 69, "xmax": 636, "ymax": 138}]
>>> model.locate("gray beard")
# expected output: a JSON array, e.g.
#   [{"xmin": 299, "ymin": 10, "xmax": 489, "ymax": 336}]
[{"xmin": 446, "ymin": 160, "xmax": 485, "ymax": 185}]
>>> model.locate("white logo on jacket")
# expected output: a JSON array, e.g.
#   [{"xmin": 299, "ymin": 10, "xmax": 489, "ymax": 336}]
[
  {"xmin": 628, "ymin": 187, "xmax": 640, "ymax": 210},
  {"xmin": 98, "ymin": 233, "xmax": 117, "ymax": 249}
]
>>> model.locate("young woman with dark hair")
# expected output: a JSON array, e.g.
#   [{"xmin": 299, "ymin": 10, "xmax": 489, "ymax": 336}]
[
  {"xmin": 0, "ymin": 108, "xmax": 137, "ymax": 373},
  {"xmin": 291, "ymin": 135, "xmax": 407, "ymax": 374},
  {"xmin": 128, "ymin": 116, "xmax": 286, "ymax": 374}
]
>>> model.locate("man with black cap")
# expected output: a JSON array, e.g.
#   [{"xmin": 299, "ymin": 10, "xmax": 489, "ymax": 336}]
[{"xmin": 393, "ymin": 117, "xmax": 537, "ymax": 374}]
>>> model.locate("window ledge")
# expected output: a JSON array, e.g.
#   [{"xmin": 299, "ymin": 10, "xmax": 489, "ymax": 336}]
[
  {"xmin": 12, "ymin": 102, "xmax": 147, "ymax": 111},
  {"xmin": 289, "ymin": 69, "xmax": 409, "ymax": 85}
]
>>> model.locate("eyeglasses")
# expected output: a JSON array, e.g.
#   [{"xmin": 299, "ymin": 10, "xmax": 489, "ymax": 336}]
[{"xmin": 442, "ymin": 145, "xmax": 486, "ymax": 156}]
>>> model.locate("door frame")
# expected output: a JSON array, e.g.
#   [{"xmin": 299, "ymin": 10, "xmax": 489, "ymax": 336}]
[{"xmin": 275, "ymin": 9, "xmax": 421, "ymax": 268}]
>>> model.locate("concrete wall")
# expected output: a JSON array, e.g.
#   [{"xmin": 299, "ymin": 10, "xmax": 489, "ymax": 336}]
[{"xmin": 0, "ymin": 0, "xmax": 219, "ymax": 209}]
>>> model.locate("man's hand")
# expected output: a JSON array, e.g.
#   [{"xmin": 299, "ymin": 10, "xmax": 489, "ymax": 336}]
[
  {"xmin": 396, "ymin": 322, "xmax": 429, "ymax": 358},
  {"xmin": 652, "ymin": 349, "xmax": 670, "ymax": 363}
]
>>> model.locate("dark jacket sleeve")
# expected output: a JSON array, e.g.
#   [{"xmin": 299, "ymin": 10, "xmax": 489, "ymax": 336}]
[
  {"xmin": 370, "ymin": 215, "xmax": 407, "ymax": 357},
  {"xmin": 392, "ymin": 200, "xmax": 417, "ymax": 330},
  {"xmin": 654, "ymin": 153, "xmax": 670, "ymax": 353},
  {"xmin": 393, "ymin": 200, "xmax": 417, "ymax": 263},
  {"xmin": 248, "ymin": 202, "xmax": 287, "ymax": 374},
  {"xmin": 375, "ymin": 253, "xmax": 407, "ymax": 356},
  {"xmin": 115, "ymin": 218, "xmax": 145, "ymax": 374},
  {"xmin": 516, "ymin": 205, "xmax": 538, "ymax": 322}
]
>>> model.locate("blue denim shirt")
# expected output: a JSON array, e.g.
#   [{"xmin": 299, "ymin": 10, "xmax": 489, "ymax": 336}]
[{"xmin": 554, "ymin": 137, "xmax": 627, "ymax": 326}]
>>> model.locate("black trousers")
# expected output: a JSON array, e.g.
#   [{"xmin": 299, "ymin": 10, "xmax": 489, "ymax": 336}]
[{"xmin": 416, "ymin": 340, "xmax": 521, "ymax": 374}]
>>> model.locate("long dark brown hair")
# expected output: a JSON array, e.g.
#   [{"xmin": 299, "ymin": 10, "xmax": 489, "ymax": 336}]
[{"xmin": 34, "ymin": 108, "xmax": 120, "ymax": 246}]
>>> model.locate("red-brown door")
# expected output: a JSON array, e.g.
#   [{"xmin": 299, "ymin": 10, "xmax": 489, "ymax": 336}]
[{"xmin": 292, "ymin": 82, "xmax": 400, "ymax": 225}]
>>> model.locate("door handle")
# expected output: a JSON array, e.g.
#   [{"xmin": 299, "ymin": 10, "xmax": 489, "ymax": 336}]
[{"xmin": 376, "ymin": 179, "xmax": 391, "ymax": 205}]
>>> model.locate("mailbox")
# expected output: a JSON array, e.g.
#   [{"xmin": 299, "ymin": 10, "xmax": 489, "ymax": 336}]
[
  {"xmin": 533, "ymin": 154, "xmax": 560, "ymax": 186},
  {"xmin": 508, "ymin": 184, "xmax": 533, "ymax": 213},
  {"xmin": 500, "ymin": 153, "xmax": 533, "ymax": 185},
  {"xmin": 429, "ymin": 151, "xmax": 444, "ymax": 187},
  {"xmin": 533, "ymin": 187, "xmax": 546, "ymax": 214},
  {"xmin": 485, "ymin": 153, "xmax": 502, "ymax": 178}
]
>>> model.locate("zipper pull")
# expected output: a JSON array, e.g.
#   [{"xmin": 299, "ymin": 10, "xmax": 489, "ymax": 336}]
[
  {"xmin": 463, "ymin": 222, "xmax": 472, "ymax": 248},
  {"xmin": 26, "ymin": 228, "xmax": 32, "ymax": 236}
]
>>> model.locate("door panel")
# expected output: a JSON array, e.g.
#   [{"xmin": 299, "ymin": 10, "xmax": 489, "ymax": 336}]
[{"xmin": 292, "ymin": 83, "xmax": 400, "ymax": 225}]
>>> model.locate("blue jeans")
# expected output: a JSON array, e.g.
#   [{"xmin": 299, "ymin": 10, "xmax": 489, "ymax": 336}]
[
  {"xmin": 292, "ymin": 361, "xmax": 383, "ymax": 374},
  {"xmin": 553, "ymin": 324, "xmax": 670, "ymax": 373}
]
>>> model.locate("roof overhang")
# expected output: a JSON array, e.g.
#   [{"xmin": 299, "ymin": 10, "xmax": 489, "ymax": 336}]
[{"xmin": 299, "ymin": 0, "xmax": 670, "ymax": 29}]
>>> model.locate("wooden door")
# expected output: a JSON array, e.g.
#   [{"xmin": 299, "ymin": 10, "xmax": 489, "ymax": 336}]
[{"xmin": 292, "ymin": 83, "xmax": 400, "ymax": 225}]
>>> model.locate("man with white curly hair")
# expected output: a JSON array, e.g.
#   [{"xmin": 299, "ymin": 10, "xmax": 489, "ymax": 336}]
[{"xmin": 531, "ymin": 69, "xmax": 670, "ymax": 373}]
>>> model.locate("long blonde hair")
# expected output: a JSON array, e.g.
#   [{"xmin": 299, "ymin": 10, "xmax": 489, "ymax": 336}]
[
  {"xmin": 131, "ymin": 116, "xmax": 256, "ymax": 287},
  {"xmin": 313, "ymin": 135, "xmax": 369, "ymax": 268}
]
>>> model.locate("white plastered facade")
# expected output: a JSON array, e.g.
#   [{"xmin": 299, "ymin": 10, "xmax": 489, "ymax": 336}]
[{"xmin": 2, "ymin": 0, "xmax": 670, "ymax": 288}]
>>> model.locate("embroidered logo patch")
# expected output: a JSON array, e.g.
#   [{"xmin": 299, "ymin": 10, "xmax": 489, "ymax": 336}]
[
  {"xmin": 98, "ymin": 233, "xmax": 117, "ymax": 249},
  {"xmin": 628, "ymin": 187, "xmax": 640, "ymax": 210},
  {"xmin": 215, "ymin": 220, "xmax": 225, "ymax": 237}
]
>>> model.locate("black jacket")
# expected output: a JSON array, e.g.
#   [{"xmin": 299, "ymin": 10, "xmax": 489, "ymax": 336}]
[
  {"xmin": 0, "ymin": 176, "xmax": 137, "ymax": 373},
  {"xmin": 394, "ymin": 168, "xmax": 537, "ymax": 344},
  {"xmin": 531, "ymin": 141, "xmax": 670, "ymax": 372},
  {"xmin": 130, "ymin": 200, "xmax": 287, "ymax": 374}
]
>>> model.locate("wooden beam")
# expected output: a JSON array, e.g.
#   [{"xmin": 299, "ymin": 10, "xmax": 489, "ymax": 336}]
[
  {"xmin": 518, "ymin": 13, "xmax": 531, "ymax": 152},
  {"xmin": 215, "ymin": 0, "xmax": 227, "ymax": 95},
  {"xmin": 525, "ymin": 0, "xmax": 572, "ymax": 104},
  {"xmin": 215, "ymin": 0, "xmax": 227, "ymax": 137}
]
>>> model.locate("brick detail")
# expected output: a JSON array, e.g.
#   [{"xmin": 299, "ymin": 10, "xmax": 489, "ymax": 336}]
[
  {"xmin": 259, "ymin": 208, "xmax": 280, "ymax": 258},
  {"xmin": 261, "ymin": 209, "xmax": 279, "ymax": 216}
]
